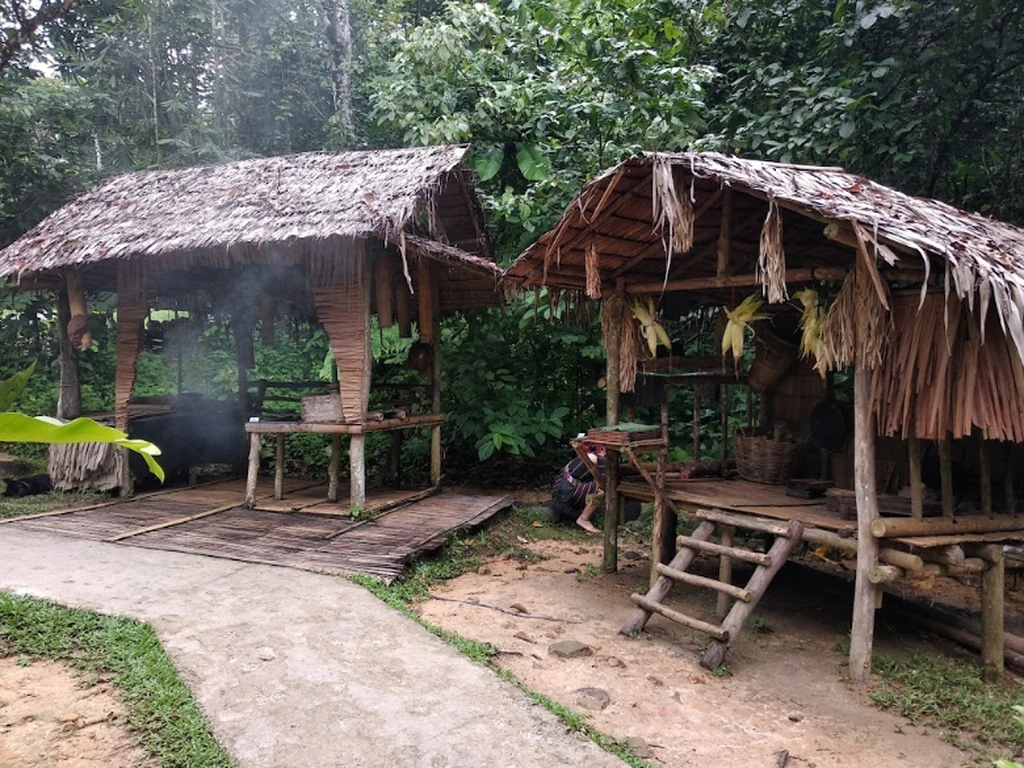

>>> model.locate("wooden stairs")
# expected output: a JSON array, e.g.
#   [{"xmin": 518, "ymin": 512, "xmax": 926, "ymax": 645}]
[{"xmin": 620, "ymin": 508, "xmax": 804, "ymax": 670}]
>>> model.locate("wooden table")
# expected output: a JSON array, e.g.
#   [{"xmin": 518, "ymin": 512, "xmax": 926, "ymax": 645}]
[{"xmin": 244, "ymin": 414, "xmax": 444, "ymax": 507}]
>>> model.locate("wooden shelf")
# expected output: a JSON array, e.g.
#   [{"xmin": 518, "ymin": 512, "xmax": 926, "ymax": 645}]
[{"xmin": 245, "ymin": 414, "xmax": 444, "ymax": 435}]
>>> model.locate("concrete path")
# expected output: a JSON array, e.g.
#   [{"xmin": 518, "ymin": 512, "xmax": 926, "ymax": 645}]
[{"xmin": 0, "ymin": 527, "xmax": 623, "ymax": 767}]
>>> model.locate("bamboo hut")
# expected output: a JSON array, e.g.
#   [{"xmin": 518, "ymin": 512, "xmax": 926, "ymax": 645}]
[
  {"xmin": 506, "ymin": 152, "xmax": 1024, "ymax": 679},
  {"xmin": 0, "ymin": 145, "xmax": 501, "ymax": 506}
]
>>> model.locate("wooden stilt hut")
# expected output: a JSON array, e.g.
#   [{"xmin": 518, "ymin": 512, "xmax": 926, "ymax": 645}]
[
  {"xmin": 505, "ymin": 152, "xmax": 1024, "ymax": 679},
  {"xmin": 0, "ymin": 146, "xmax": 500, "ymax": 506}
]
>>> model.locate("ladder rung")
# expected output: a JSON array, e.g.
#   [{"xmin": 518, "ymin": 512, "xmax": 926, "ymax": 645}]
[
  {"xmin": 655, "ymin": 563, "xmax": 752, "ymax": 602},
  {"xmin": 676, "ymin": 536, "xmax": 772, "ymax": 567},
  {"xmin": 630, "ymin": 594, "xmax": 729, "ymax": 641},
  {"xmin": 695, "ymin": 508, "xmax": 794, "ymax": 537}
]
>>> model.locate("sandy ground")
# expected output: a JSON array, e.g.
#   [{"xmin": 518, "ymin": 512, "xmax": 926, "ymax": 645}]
[
  {"xmin": 419, "ymin": 537, "xmax": 973, "ymax": 768},
  {"xmin": 0, "ymin": 657, "xmax": 150, "ymax": 768}
]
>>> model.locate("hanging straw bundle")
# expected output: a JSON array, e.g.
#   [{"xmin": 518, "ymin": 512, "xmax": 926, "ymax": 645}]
[
  {"xmin": 758, "ymin": 198, "xmax": 788, "ymax": 304},
  {"xmin": 651, "ymin": 157, "xmax": 694, "ymax": 278},
  {"xmin": 585, "ymin": 238, "xmax": 602, "ymax": 299},
  {"xmin": 601, "ymin": 293, "xmax": 641, "ymax": 393},
  {"xmin": 814, "ymin": 271, "xmax": 856, "ymax": 377},
  {"xmin": 854, "ymin": 256, "xmax": 893, "ymax": 369}
]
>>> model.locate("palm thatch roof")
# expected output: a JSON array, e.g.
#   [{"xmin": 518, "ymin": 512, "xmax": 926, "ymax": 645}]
[
  {"xmin": 507, "ymin": 152, "xmax": 1024, "ymax": 441},
  {"xmin": 0, "ymin": 145, "xmax": 500, "ymax": 309},
  {"xmin": 507, "ymin": 152, "xmax": 1024, "ymax": 351}
]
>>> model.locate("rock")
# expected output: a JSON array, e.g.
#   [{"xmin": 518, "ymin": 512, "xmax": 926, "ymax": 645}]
[
  {"xmin": 622, "ymin": 550, "xmax": 642, "ymax": 561},
  {"xmin": 647, "ymin": 675, "xmax": 665, "ymax": 687},
  {"xmin": 0, "ymin": 453, "xmax": 32, "ymax": 479},
  {"xmin": 788, "ymin": 713, "xmax": 804, "ymax": 722},
  {"xmin": 605, "ymin": 656, "xmax": 625, "ymax": 668},
  {"xmin": 624, "ymin": 736, "xmax": 653, "ymax": 758},
  {"xmin": 509, "ymin": 602, "xmax": 529, "ymax": 614},
  {"xmin": 574, "ymin": 687, "xmax": 611, "ymax": 711},
  {"xmin": 477, "ymin": 566, "xmax": 491, "ymax": 575},
  {"xmin": 514, "ymin": 631, "xmax": 536, "ymax": 644},
  {"xmin": 564, "ymin": 567, "xmax": 580, "ymax": 574},
  {"xmin": 256, "ymin": 646, "xmax": 276, "ymax": 661},
  {"xmin": 58, "ymin": 713, "xmax": 81, "ymax": 724},
  {"xmin": 549, "ymin": 640, "xmax": 593, "ymax": 659}
]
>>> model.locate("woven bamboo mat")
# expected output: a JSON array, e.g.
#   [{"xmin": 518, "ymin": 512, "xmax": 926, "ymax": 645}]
[{"xmin": 13, "ymin": 486, "xmax": 510, "ymax": 582}]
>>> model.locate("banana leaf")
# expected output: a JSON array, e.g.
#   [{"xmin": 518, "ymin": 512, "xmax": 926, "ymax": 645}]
[{"xmin": 0, "ymin": 413, "xmax": 165, "ymax": 482}]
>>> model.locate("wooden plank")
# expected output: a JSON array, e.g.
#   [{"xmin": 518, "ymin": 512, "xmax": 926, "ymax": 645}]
[
  {"xmin": 677, "ymin": 535, "xmax": 772, "ymax": 566},
  {"xmin": 655, "ymin": 562, "xmax": 751, "ymax": 602},
  {"xmin": 630, "ymin": 594, "xmax": 728, "ymax": 641},
  {"xmin": 245, "ymin": 414, "xmax": 444, "ymax": 434},
  {"xmin": 694, "ymin": 508, "xmax": 792, "ymax": 536}
]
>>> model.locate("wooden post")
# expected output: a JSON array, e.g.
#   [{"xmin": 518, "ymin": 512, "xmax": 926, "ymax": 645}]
[
  {"xmin": 939, "ymin": 433, "xmax": 955, "ymax": 518},
  {"xmin": 692, "ymin": 385, "xmax": 702, "ymax": 461},
  {"xmin": 849, "ymin": 299, "xmax": 882, "ymax": 683},
  {"xmin": 603, "ymin": 281, "xmax": 624, "ymax": 573},
  {"xmin": 716, "ymin": 188, "xmax": 734, "ymax": 278},
  {"xmin": 388, "ymin": 432, "xmax": 402, "ymax": 485},
  {"xmin": 395, "ymin": 279, "xmax": 412, "ymax": 338},
  {"xmin": 115, "ymin": 264, "xmax": 146, "ymax": 495},
  {"xmin": 429, "ymin": 261, "xmax": 442, "ymax": 487},
  {"xmin": 374, "ymin": 250, "xmax": 394, "ymax": 329},
  {"xmin": 56, "ymin": 287, "xmax": 82, "ymax": 420},
  {"xmin": 245, "ymin": 433, "xmax": 260, "ymax": 507},
  {"xmin": 719, "ymin": 384, "xmax": 728, "ymax": 461},
  {"xmin": 651, "ymin": 447, "xmax": 667, "ymax": 587},
  {"xmin": 350, "ymin": 434, "xmax": 366, "ymax": 509},
  {"xmin": 981, "ymin": 552, "xmax": 1005, "ymax": 680},
  {"xmin": 274, "ymin": 434, "xmax": 285, "ymax": 500},
  {"xmin": 979, "ymin": 439, "xmax": 992, "ymax": 517},
  {"xmin": 717, "ymin": 525, "xmax": 734, "ymax": 619},
  {"xmin": 908, "ymin": 436, "xmax": 924, "ymax": 519},
  {"xmin": 327, "ymin": 434, "xmax": 341, "ymax": 503}
]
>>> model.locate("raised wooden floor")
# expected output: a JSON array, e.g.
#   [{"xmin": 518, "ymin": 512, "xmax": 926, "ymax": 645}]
[{"xmin": 11, "ymin": 478, "xmax": 510, "ymax": 582}]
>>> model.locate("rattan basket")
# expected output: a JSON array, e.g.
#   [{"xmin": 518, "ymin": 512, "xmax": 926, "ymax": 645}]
[
  {"xmin": 747, "ymin": 328, "xmax": 798, "ymax": 392},
  {"xmin": 733, "ymin": 428, "xmax": 802, "ymax": 484}
]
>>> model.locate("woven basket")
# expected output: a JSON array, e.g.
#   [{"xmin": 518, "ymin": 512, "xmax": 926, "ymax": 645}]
[
  {"xmin": 733, "ymin": 428, "xmax": 802, "ymax": 484},
  {"xmin": 747, "ymin": 328, "xmax": 798, "ymax": 392}
]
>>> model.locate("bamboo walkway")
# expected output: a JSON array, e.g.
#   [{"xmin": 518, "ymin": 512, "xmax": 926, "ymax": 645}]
[{"xmin": 9, "ymin": 479, "xmax": 510, "ymax": 582}]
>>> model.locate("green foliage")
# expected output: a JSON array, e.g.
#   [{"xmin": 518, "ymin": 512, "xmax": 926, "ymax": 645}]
[
  {"xmin": 871, "ymin": 651, "xmax": 1024, "ymax": 758},
  {"xmin": 0, "ymin": 360, "xmax": 35, "ymax": 412},
  {"xmin": 0, "ymin": 591, "xmax": 234, "ymax": 767}
]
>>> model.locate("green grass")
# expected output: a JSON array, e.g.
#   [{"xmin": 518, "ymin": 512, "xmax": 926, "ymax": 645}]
[
  {"xmin": 0, "ymin": 490, "xmax": 105, "ymax": 519},
  {"xmin": 871, "ymin": 650, "xmax": 1024, "ymax": 761},
  {"xmin": 0, "ymin": 591, "xmax": 234, "ymax": 767}
]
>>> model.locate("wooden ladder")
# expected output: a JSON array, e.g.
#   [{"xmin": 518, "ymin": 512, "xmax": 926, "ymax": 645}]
[{"xmin": 620, "ymin": 508, "xmax": 804, "ymax": 670}]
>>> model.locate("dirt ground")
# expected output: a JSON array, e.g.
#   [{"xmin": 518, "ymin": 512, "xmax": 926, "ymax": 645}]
[
  {"xmin": 419, "ymin": 536, "xmax": 976, "ymax": 768},
  {"xmin": 0, "ymin": 657, "xmax": 150, "ymax": 768}
]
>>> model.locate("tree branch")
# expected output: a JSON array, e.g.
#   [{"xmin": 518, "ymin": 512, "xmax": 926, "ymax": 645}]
[{"xmin": 0, "ymin": 0, "xmax": 86, "ymax": 74}]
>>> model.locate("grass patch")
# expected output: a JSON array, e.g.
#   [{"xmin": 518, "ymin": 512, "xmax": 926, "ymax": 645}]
[
  {"xmin": 0, "ymin": 591, "xmax": 234, "ymax": 767},
  {"xmin": 871, "ymin": 650, "xmax": 1024, "ymax": 761},
  {"xmin": 0, "ymin": 490, "xmax": 106, "ymax": 519}
]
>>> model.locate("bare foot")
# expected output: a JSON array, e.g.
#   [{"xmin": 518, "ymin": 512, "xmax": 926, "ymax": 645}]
[{"xmin": 576, "ymin": 517, "xmax": 599, "ymax": 534}]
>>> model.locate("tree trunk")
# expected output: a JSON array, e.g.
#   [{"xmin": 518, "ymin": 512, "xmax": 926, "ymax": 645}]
[{"xmin": 326, "ymin": 0, "xmax": 354, "ymax": 140}]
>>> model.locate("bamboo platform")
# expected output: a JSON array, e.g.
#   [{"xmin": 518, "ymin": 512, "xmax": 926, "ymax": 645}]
[{"xmin": 11, "ymin": 480, "xmax": 510, "ymax": 582}]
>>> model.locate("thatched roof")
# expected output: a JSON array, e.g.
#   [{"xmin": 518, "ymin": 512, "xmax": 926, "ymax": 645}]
[
  {"xmin": 0, "ymin": 145, "xmax": 496, "ymax": 299},
  {"xmin": 507, "ymin": 152, "xmax": 1024, "ymax": 442},
  {"xmin": 507, "ymin": 152, "xmax": 1024, "ymax": 355}
]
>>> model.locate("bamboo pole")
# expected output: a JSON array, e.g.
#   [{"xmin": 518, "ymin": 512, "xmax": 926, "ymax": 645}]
[
  {"xmin": 869, "ymin": 515, "xmax": 1024, "ymax": 537},
  {"xmin": 622, "ymin": 267, "xmax": 924, "ymax": 296},
  {"xmin": 908, "ymin": 436, "xmax": 924, "ymax": 520},
  {"xmin": 939, "ymin": 434, "xmax": 955, "ymax": 518},
  {"xmin": 603, "ymin": 281, "xmax": 624, "ymax": 573}
]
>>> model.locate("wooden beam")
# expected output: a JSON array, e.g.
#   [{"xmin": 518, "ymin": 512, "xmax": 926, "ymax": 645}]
[
  {"xmin": 274, "ymin": 434, "xmax": 285, "ymax": 500},
  {"xmin": 327, "ymin": 434, "xmax": 341, "ymax": 503},
  {"xmin": 800, "ymin": 527, "xmax": 923, "ymax": 571},
  {"xmin": 622, "ymin": 267, "xmax": 924, "ymax": 296},
  {"xmin": 630, "ymin": 594, "xmax": 729, "ymax": 641},
  {"xmin": 717, "ymin": 525, "xmax": 735, "ymax": 619},
  {"xmin": 655, "ymin": 562, "xmax": 751, "ymax": 602},
  {"xmin": 245, "ymin": 433, "xmax": 261, "ymax": 507},
  {"xmin": 870, "ymin": 515, "xmax": 1024, "ymax": 537},
  {"xmin": 603, "ymin": 281, "xmax": 624, "ymax": 573},
  {"xmin": 349, "ymin": 434, "xmax": 366, "ymax": 509}
]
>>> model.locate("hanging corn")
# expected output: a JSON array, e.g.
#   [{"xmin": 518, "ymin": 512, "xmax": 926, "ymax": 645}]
[
  {"xmin": 630, "ymin": 297, "xmax": 671, "ymax": 357},
  {"xmin": 721, "ymin": 293, "xmax": 769, "ymax": 372},
  {"xmin": 793, "ymin": 288, "xmax": 826, "ymax": 376}
]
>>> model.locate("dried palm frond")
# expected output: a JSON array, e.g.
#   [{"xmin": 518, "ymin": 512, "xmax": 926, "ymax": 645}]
[
  {"xmin": 651, "ymin": 156, "xmax": 694, "ymax": 285},
  {"xmin": 758, "ymin": 197, "xmax": 787, "ymax": 304},
  {"xmin": 619, "ymin": 313, "xmax": 641, "ymax": 393},
  {"xmin": 815, "ymin": 271, "xmax": 856, "ymax": 377}
]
